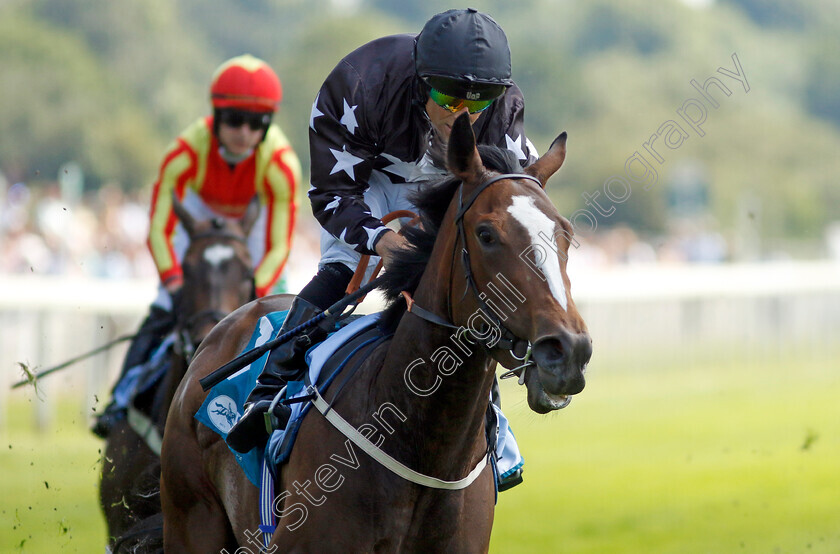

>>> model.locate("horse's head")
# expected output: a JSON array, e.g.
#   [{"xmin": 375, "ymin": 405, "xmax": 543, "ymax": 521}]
[
  {"xmin": 171, "ymin": 195, "xmax": 258, "ymax": 348},
  {"xmin": 446, "ymin": 114, "xmax": 592, "ymax": 414}
]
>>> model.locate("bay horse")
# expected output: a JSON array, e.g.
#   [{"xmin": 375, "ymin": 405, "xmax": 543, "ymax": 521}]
[
  {"xmin": 161, "ymin": 114, "xmax": 592, "ymax": 552},
  {"xmin": 100, "ymin": 196, "xmax": 258, "ymax": 550}
]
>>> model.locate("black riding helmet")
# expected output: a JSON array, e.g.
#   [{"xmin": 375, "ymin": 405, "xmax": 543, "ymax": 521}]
[{"xmin": 414, "ymin": 8, "xmax": 513, "ymax": 101}]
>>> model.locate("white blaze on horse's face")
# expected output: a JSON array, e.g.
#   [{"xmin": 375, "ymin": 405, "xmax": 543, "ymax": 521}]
[
  {"xmin": 203, "ymin": 244, "xmax": 236, "ymax": 268},
  {"xmin": 507, "ymin": 195, "xmax": 568, "ymax": 310}
]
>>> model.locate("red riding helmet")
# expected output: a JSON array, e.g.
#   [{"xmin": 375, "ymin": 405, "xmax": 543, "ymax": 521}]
[{"xmin": 210, "ymin": 54, "xmax": 282, "ymax": 113}]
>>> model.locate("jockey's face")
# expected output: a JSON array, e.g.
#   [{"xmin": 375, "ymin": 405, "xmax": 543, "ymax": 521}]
[
  {"xmin": 217, "ymin": 113, "xmax": 266, "ymax": 156},
  {"xmin": 425, "ymin": 98, "xmax": 483, "ymax": 141}
]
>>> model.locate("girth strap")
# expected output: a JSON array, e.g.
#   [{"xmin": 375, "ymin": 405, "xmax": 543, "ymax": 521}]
[
  {"xmin": 309, "ymin": 385, "xmax": 489, "ymax": 490},
  {"xmin": 127, "ymin": 406, "xmax": 163, "ymax": 456}
]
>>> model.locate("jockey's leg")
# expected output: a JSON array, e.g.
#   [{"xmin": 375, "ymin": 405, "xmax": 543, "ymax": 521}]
[
  {"xmin": 226, "ymin": 263, "xmax": 353, "ymax": 454},
  {"xmin": 490, "ymin": 377, "xmax": 525, "ymax": 491},
  {"xmin": 92, "ymin": 304, "xmax": 176, "ymax": 438}
]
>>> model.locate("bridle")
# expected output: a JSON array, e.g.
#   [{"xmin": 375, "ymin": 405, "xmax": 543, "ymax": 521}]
[
  {"xmin": 402, "ymin": 172, "xmax": 543, "ymax": 371},
  {"xmin": 306, "ymin": 172, "xmax": 549, "ymax": 491}
]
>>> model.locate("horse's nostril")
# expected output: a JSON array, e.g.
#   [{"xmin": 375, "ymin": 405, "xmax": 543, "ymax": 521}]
[{"xmin": 532, "ymin": 337, "xmax": 565, "ymax": 366}]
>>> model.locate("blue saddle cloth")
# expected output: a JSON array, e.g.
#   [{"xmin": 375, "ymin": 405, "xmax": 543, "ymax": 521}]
[
  {"xmin": 112, "ymin": 333, "xmax": 175, "ymax": 413},
  {"xmin": 194, "ymin": 311, "xmax": 384, "ymax": 486}
]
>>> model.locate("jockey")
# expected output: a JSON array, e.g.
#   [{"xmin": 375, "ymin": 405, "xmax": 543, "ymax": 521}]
[
  {"xmin": 93, "ymin": 54, "xmax": 301, "ymax": 438},
  {"xmin": 226, "ymin": 9, "xmax": 535, "ymax": 489},
  {"xmin": 228, "ymin": 9, "xmax": 535, "ymax": 480}
]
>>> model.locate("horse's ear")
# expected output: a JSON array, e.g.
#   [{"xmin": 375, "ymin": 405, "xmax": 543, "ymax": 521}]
[
  {"xmin": 240, "ymin": 195, "xmax": 261, "ymax": 236},
  {"xmin": 171, "ymin": 192, "xmax": 196, "ymax": 236},
  {"xmin": 447, "ymin": 113, "xmax": 484, "ymax": 184},
  {"xmin": 525, "ymin": 131, "xmax": 567, "ymax": 188}
]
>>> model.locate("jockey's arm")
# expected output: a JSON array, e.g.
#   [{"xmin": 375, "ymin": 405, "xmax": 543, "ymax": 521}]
[
  {"xmin": 308, "ymin": 69, "xmax": 390, "ymax": 257},
  {"xmin": 252, "ymin": 128, "xmax": 302, "ymax": 297},
  {"xmin": 147, "ymin": 134, "xmax": 196, "ymax": 292}
]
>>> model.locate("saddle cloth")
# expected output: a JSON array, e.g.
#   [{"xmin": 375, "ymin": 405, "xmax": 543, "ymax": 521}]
[
  {"xmin": 195, "ymin": 311, "xmax": 382, "ymax": 486},
  {"xmin": 195, "ymin": 311, "xmax": 524, "ymax": 488},
  {"xmin": 113, "ymin": 333, "xmax": 175, "ymax": 414}
]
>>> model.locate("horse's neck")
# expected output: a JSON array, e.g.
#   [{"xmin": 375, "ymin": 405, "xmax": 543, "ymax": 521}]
[{"xmin": 371, "ymin": 254, "xmax": 495, "ymax": 478}]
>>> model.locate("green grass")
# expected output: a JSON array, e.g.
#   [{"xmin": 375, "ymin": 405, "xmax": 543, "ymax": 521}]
[
  {"xmin": 492, "ymin": 352, "xmax": 840, "ymax": 553},
  {"xmin": 2, "ymin": 351, "xmax": 839, "ymax": 553},
  {"xmin": 1, "ymin": 397, "xmax": 106, "ymax": 553}
]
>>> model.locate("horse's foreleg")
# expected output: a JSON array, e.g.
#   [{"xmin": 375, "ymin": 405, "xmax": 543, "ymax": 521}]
[
  {"xmin": 161, "ymin": 417, "xmax": 235, "ymax": 552},
  {"xmin": 161, "ymin": 479, "xmax": 233, "ymax": 552}
]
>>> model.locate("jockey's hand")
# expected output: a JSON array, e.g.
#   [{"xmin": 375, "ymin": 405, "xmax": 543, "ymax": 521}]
[
  {"xmin": 165, "ymin": 278, "xmax": 183, "ymax": 295},
  {"xmin": 164, "ymin": 278, "xmax": 183, "ymax": 312},
  {"xmin": 374, "ymin": 230, "xmax": 409, "ymax": 267}
]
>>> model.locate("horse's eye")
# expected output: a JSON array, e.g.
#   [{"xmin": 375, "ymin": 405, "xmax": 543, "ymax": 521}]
[{"xmin": 477, "ymin": 228, "xmax": 495, "ymax": 245}]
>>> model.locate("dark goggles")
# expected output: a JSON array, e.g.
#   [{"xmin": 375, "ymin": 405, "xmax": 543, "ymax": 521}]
[
  {"xmin": 219, "ymin": 110, "xmax": 272, "ymax": 131},
  {"xmin": 429, "ymin": 88, "xmax": 496, "ymax": 114}
]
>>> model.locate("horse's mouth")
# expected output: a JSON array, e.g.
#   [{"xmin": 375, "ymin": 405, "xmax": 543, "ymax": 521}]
[{"xmin": 521, "ymin": 363, "xmax": 584, "ymax": 414}]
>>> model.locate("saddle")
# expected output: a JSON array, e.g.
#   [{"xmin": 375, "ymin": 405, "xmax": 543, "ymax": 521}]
[{"xmin": 195, "ymin": 311, "xmax": 389, "ymax": 486}]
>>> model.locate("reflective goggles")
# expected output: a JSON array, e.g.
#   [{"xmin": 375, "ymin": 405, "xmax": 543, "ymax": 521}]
[
  {"xmin": 428, "ymin": 88, "xmax": 496, "ymax": 114},
  {"xmin": 219, "ymin": 110, "xmax": 272, "ymax": 131}
]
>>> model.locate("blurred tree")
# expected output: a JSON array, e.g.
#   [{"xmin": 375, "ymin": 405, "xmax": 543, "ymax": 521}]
[
  {"xmin": 272, "ymin": 12, "xmax": 409, "ymax": 179},
  {"xmin": 0, "ymin": 14, "xmax": 163, "ymax": 190},
  {"xmin": 803, "ymin": 33, "xmax": 840, "ymax": 129},
  {"xmin": 28, "ymin": 0, "xmax": 211, "ymax": 137},
  {"xmin": 720, "ymin": 0, "xmax": 811, "ymax": 29},
  {"xmin": 2, "ymin": 0, "xmax": 840, "ymax": 251},
  {"xmin": 363, "ymin": 0, "xmax": 456, "ymax": 26},
  {"xmin": 572, "ymin": 0, "xmax": 670, "ymax": 57},
  {"xmin": 176, "ymin": 0, "xmax": 324, "ymax": 58}
]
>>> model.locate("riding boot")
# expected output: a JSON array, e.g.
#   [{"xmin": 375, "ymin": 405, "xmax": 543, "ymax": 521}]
[
  {"xmin": 226, "ymin": 297, "xmax": 326, "ymax": 453},
  {"xmin": 488, "ymin": 376, "xmax": 524, "ymax": 491}
]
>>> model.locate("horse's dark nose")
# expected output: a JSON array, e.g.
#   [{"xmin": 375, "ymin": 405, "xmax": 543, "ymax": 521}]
[{"xmin": 531, "ymin": 331, "xmax": 591, "ymax": 396}]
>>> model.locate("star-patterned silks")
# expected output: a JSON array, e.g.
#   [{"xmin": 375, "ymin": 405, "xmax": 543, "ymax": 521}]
[
  {"xmin": 526, "ymin": 137, "xmax": 539, "ymax": 158},
  {"xmin": 324, "ymin": 195, "xmax": 341, "ymax": 212},
  {"xmin": 340, "ymin": 98, "xmax": 359, "ymax": 135},
  {"xmin": 505, "ymin": 133, "xmax": 528, "ymax": 161},
  {"xmin": 364, "ymin": 225, "xmax": 387, "ymax": 250},
  {"xmin": 380, "ymin": 153, "xmax": 417, "ymax": 180},
  {"xmin": 329, "ymin": 146, "xmax": 363, "ymax": 180},
  {"xmin": 306, "ymin": 33, "xmax": 534, "ymax": 259},
  {"xmin": 310, "ymin": 93, "xmax": 324, "ymax": 130}
]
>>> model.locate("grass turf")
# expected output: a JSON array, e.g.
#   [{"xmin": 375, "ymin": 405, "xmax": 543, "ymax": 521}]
[
  {"xmin": 2, "ymin": 350, "xmax": 838, "ymax": 553},
  {"xmin": 491, "ymin": 352, "xmax": 840, "ymax": 553}
]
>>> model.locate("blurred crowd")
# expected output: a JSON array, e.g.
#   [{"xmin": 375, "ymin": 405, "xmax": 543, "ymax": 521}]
[
  {"xmin": 0, "ymin": 178, "xmax": 728, "ymax": 282},
  {"xmin": 572, "ymin": 223, "xmax": 730, "ymax": 268},
  {"xmin": 1, "ymin": 179, "xmax": 156, "ymax": 279},
  {"xmin": 0, "ymin": 177, "xmax": 325, "ymax": 285},
  {"xmin": 6, "ymin": 175, "xmax": 836, "ymax": 282}
]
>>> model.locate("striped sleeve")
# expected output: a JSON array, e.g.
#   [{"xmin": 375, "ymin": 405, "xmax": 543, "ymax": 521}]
[
  {"xmin": 254, "ymin": 140, "xmax": 301, "ymax": 297},
  {"xmin": 147, "ymin": 139, "xmax": 197, "ymax": 287}
]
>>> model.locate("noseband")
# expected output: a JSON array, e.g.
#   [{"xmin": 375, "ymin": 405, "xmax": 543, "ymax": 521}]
[{"xmin": 403, "ymin": 173, "xmax": 543, "ymax": 364}]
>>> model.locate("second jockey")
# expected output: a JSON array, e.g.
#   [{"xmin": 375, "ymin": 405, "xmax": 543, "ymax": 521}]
[{"xmin": 93, "ymin": 54, "xmax": 301, "ymax": 438}]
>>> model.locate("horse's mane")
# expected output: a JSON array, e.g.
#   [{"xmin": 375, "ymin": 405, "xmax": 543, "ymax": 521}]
[{"xmin": 377, "ymin": 145, "xmax": 524, "ymax": 333}]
